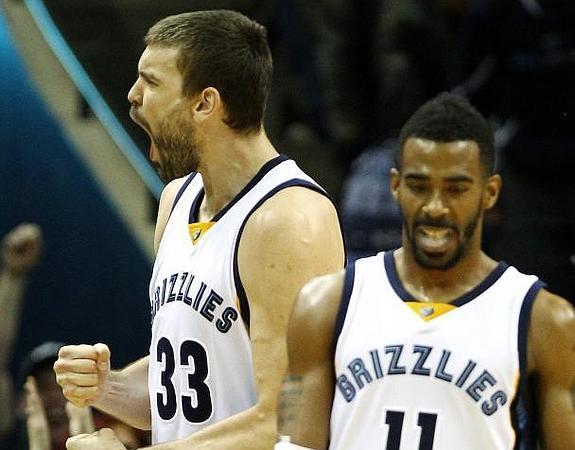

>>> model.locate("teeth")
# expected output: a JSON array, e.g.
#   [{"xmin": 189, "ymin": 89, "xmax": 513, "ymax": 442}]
[
  {"xmin": 419, "ymin": 226, "xmax": 449, "ymax": 238},
  {"xmin": 417, "ymin": 226, "xmax": 451, "ymax": 251}
]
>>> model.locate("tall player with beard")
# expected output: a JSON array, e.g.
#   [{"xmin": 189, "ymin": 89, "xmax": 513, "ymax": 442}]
[
  {"xmin": 53, "ymin": 10, "xmax": 345, "ymax": 450},
  {"xmin": 276, "ymin": 93, "xmax": 575, "ymax": 450}
]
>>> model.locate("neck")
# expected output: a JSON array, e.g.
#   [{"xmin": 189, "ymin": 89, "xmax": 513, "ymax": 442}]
[
  {"xmin": 196, "ymin": 129, "xmax": 278, "ymax": 221},
  {"xmin": 394, "ymin": 241, "xmax": 498, "ymax": 303}
]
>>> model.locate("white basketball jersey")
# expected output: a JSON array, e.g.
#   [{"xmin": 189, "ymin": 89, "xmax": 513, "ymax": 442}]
[
  {"xmin": 149, "ymin": 155, "xmax": 325, "ymax": 444},
  {"xmin": 330, "ymin": 251, "xmax": 544, "ymax": 450}
]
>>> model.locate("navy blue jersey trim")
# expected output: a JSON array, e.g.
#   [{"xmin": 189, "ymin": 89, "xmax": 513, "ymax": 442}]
[
  {"xmin": 451, "ymin": 262, "xmax": 509, "ymax": 307},
  {"xmin": 512, "ymin": 279, "xmax": 545, "ymax": 450},
  {"xmin": 384, "ymin": 250, "xmax": 509, "ymax": 306},
  {"xmin": 170, "ymin": 172, "xmax": 197, "ymax": 215},
  {"xmin": 188, "ymin": 189, "xmax": 205, "ymax": 224},
  {"xmin": 188, "ymin": 154, "xmax": 289, "ymax": 224},
  {"xmin": 384, "ymin": 250, "xmax": 412, "ymax": 300},
  {"xmin": 332, "ymin": 262, "xmax": 356, "ymax": 353},
  {"xmin": 232, "ymin": 179, "xmax": 330, "ymax": 330}
]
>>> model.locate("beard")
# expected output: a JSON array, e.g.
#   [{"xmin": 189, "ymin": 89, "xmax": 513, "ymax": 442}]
[
  {"xmin": 402, "ymin": 201, "xmax": 483, "ymax": 271},
  {"xmin": 153, "ymin": 111, "xmax": 201, "ymax": 183}
]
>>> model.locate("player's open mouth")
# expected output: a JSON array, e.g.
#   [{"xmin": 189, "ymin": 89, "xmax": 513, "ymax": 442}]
[{"xmin": 416, "ymin": 226, "xmax": 454, "ymax": 253}]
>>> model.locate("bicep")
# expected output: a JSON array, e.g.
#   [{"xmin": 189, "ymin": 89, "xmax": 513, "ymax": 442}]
[
  {"xmin": 278, "ymin": 274, "xmax": 343, "ymax": 448},
  {"xmin": 278, "ymin": 339, "xmax": 335, "ymax": 448},
  {"xmin": 237, "ymin": 190, "xmax": 344, "ymax": 410},
  {"xmin": 538, "ymin": 385, "xmax": 575, "ymax": 450},
  {"xmin": 530, "ymin": 292, "xmax": 575, "ymax": 449}
]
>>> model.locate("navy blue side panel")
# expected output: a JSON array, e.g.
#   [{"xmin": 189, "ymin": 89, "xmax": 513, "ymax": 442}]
[
  {"xmin": 232, "ymin": 179, "xmax": 333, "ymax": 330},
  {"xmin": 512, "ymin": 279, "xmax": 546, "ymax": 450},
  {"xmin": 332, "ymin": 262, "xmax": 356, "ymax": 353},
  {"xmin": 170, "ymin": 173, "xmax": 197, "ymax": 215}
]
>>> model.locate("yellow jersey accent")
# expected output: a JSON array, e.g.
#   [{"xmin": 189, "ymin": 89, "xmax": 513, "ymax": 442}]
[
  {"xmin": 188, "ymin": 222, "xmax": 215, "ymax": 245},
  {"xmin": 405, "ymin": 301, "xmax": 458, "ymax": 321}
]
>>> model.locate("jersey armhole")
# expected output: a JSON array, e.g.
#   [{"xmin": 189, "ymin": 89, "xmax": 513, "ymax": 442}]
[
  {"xmin": 331, "ymin": 262, "xmax": 356, "ymax": 355},
  {"xmin": 232, "ymin": 179, "xmax": 335, "ymax": 332},
  {"xmin": 511, "ymin": 279, "xmax": 546, "ymax": 450},
  {"xmin": 170, "ymin": 172, "xmax": 198, "ymax": 215}
]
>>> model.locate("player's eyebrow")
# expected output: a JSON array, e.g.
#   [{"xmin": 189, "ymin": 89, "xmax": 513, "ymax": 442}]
[
  {"xmin": 404, "ymin": 173, "xmax": 429, "ymax": 181},
  {"xmin": 403, "ymin": 173, "xmax": 474, "ymax": 183},
  {"xmin": 138, "ymin": 69, "xmax": 161, "ymax": 84},
  {"xmin": 443, "ymin": 175, "xmax": 474, "ymax": 183}
]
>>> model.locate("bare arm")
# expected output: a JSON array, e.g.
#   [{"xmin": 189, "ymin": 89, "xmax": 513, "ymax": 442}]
[
  {"xmin": 278, "ymin": 271, "xmax": 345, "ymax": 449},
  {"xmin": 0, "ymin": 223, "xmax": 42, "ymax": 436},
  {"xmin": 529, "ymin": 290, "xmax": 575, "ymax": 450},
  {"xmin": 55, "ymin": 345, "xmax": 151, "ymax": 430},
  {"xmin": 91, "ymin": 354, "xmax": 151, "ymax": 430},
  {"xmin": 55, "ymin": 177, "xmax": 188, "ymax": 431}
]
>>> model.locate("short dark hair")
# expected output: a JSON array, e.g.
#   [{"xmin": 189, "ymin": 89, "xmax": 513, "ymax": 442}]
[
  {"xmin": 396, "ymin": 93, "xmax": 496, "ymax": 175},
  {"xmin": 145, "ymin": 10, "xmax": 273, "ymax": 134}
]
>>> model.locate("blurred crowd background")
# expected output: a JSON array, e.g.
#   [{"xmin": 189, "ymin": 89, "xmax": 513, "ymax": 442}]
[{"xmin": 0, "ymin": 0, "xmax": 573, "ymax": 448}]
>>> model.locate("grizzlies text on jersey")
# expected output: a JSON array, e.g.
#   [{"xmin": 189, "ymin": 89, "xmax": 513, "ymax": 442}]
[{"xmin": 330, "ymin": 251, "xmax": 544, "ymax": 450}]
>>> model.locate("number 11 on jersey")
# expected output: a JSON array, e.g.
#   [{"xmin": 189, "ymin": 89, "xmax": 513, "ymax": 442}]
[{"xmin": 385, "ymin": 410, "xmax": 438, "ymax": 450}]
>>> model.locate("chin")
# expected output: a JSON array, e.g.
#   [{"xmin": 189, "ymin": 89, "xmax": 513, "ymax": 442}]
[{"xmin": 415, "ymin": 250, "xmax": 461, "ymax": 271}]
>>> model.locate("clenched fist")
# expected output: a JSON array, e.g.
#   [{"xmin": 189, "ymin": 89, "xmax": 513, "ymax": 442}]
[
  {"xmin": 1, "ymin": 223, "xmax": 42, "ymax": 275},
  {"xmin": 54, "ymin": 343, "xmax": 111, "ymax": 407},
  {"xmin": 66, "ymin": 428, "xmax": 126, "ymax": 450}
]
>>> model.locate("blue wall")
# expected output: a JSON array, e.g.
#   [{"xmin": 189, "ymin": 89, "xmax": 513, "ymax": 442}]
[{"xmin": 0, "ymin": 10, "xmax": 151, "ymax": 376}]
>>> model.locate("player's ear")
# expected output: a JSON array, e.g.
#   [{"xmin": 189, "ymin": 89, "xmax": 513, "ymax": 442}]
[
  {"xmin": 483, "ymin": 174, "xmax": 502, "ymax": 210},
  {"xmin": 193, "ymin": 87, "xmax": 221, "ymax": 117},
  {"xmin": 390, "ymin": 168, "xmax": 400, "ymax": 202}
]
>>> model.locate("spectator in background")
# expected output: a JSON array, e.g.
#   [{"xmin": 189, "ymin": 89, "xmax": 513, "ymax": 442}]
[
  {"xmin": 0, "ymin": 223, "xmax": 43, "ymax": 446},
  {"xmin": 339, "ymin": 139, "xmax": 402, "ymax": 262},
  {"xmin": 10, "ymin": 341, "xmax": 149, "ymax": 450},
  {"xmin": 0, "ymin": 224, "xmax": 149, "ymax": 450},
  {"xmin": 456, "ymin": 0, "xmax": 575, "ymax": 303},
  {"xmin": 19, "ymin": 341, "xmax": 92, "ymax": 450}
]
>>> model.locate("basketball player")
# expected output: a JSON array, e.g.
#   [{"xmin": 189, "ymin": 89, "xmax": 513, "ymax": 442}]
[
  {"xmin": 276, "ymin": 93, "xmax": 575, "ymax": 450},
  {"xmin": 53, "ymin": 10, "xmax": 344, "ymax": 450}
]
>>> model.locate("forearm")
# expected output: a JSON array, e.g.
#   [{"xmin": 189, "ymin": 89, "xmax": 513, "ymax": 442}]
[
  {"xmin": 94, "ymin": 357, "xmax": 151, "ymax": 430},
  {"xmin": 0, "ymin": 372, "xmax": 14, "ymax": 436},
  {"xmin": 0, "ymin": 270, "xmax": 27, "ymax": 368},
  {"xmin": 141, "ymin": 403, "xmax": 275, "ymax": 450},
  {"xmin": 540, "ymin": 388, "xmax": 575, "ymax": 450},
  {"xmin": 0, "ymin": 270, "xmax": 25, "ymax": 436}
]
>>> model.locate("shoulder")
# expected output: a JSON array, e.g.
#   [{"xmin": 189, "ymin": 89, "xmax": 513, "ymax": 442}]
[
  {"xmin": 160, "ymin": 175, "xmax": 192, "ymax": 207},
  {"xmin": 236, "ymin": 184, "xmax": 345, "ymax": 297},
  {"xmin": 244, "ymin": 185, "xmax": 340, "ymax": 239},
  {"xmin": 295, "ymin": 271, "xmax": 346, "ymax": 323},
  {"xmin": 528, "ymin": 289, "xmax": 575, "ymax": 372},
  {"xmin": 153, "ymin": 176, "xmax": 190, "ymax": 253},
  {"xmin": 239, "ymin": 185, "xmax": 343, "ymax": 267},
  {"xmin": 531, "ymin": 289, "xmax": 575, "ymax": 336},
  {"xmin": 289, "ymin": 271, "xmax": 346, "ymax": 356}
]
